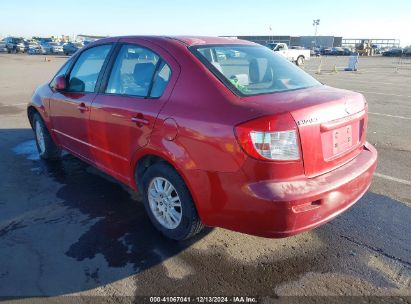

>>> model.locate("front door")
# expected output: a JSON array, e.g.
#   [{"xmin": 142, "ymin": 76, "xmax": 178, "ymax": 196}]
[{"xmin": 49, "ymin": 44, "xmax": 113, "ymax": 160}]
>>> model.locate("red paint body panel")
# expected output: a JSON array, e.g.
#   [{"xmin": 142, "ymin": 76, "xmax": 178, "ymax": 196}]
[
  {"xmin": 49, "ymin": 91, "xmax": 96, "ymax": 159},
  {"xmin": 28, "ymin": 36, "xmax": 378, "ymax": 238},
  {"xmin": 195, "ymin": 142, "xmax": 377, "ymax": 237}
]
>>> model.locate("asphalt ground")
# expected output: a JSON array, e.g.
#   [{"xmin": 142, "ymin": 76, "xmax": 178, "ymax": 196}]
[{"xmin": 0, "ymin": 53, "xmax": 410, "ymax": 303}]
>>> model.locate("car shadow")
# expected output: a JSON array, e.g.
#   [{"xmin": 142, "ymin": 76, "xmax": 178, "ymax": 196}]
[
  {"xmin": 0, "ymin": 128, "xmax": 210, "ymax": 296},
  {"xmin": 50, "ymin": 154, "xmax": 210, "ymax": 268}
]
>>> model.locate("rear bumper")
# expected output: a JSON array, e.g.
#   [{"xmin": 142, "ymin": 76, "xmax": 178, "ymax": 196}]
[{"xmin": 197, "ymin": 142, "xmax": 377, "ymax": 238}]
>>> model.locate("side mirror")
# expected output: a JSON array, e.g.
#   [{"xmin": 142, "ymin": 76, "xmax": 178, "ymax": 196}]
[{"xmin": 54, "ymin": 75, "xmax": 66, "ymax": 91}]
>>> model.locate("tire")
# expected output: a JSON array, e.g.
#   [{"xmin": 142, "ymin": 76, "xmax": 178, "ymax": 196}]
[
  {"xmin": 32, "ymin": 113, "xmax": 61, "ymax": 160},
  {"xmin": 141, "ymin": 162, "xmax": 204, "ymax": 240},
  {"xmin": 296, "ymin": 56, "xmax": 305, "ymax": 66}
]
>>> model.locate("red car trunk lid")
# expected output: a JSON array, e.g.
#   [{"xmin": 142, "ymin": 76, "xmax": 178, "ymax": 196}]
[
  {"xmin": 290, "ymin": 91, "xmax": 367, "ymax": 177},
  {"xmin": 241, "ymin": 86, "xmax": 368, "ymax": 178}
]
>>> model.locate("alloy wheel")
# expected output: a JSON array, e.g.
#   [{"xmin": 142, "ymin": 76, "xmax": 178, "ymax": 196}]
[{"xmin": 147, "ymin": 177, "xmax": 182, "ymax": 229}]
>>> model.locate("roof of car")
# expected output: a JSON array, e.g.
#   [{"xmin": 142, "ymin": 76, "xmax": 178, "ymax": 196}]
[
  {"xmin": 164, "ymin": 36, "xmax": 256, "ymax": 46},
  {"xmin": 98, "ymin": 35, "xmax": 257, "ymax": 47}
]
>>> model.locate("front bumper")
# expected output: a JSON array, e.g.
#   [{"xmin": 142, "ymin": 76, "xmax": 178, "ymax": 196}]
[{"xmin": 198, "ymin": 142, "xmax": 377, "ymax": 238}]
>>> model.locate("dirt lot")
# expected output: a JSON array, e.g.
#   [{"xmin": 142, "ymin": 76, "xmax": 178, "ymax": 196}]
[{"xmin": 0, "ymin": 53, "xmax": 410, "ymax": 303}]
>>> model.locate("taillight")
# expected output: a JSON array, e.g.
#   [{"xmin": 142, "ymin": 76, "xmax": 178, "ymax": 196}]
[{"xmin": 235, "ymin": 113, "xmax": 300, "ymax": 161}]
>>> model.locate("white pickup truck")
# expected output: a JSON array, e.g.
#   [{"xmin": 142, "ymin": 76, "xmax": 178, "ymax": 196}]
[{"xmin": 266, "ymin": 43, "xmax": 310, "ymax": 66}]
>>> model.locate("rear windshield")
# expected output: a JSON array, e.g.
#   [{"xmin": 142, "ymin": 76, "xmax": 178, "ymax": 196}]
[{"xmin": 191, "ymin": 44, "xmax": 320, "ymax": 96}]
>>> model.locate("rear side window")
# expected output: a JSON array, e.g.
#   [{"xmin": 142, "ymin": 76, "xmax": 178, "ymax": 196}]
[
  {"xmin": 150, "ymin": 62, "xmax": 171, "ymax": 98},
  {"xmin": 105, "ymin": 44, "xmax": 171, "ymax": 98},
  {"xmin": 67, "ymin": 44, "xmax": 112, "ymax": 93}
]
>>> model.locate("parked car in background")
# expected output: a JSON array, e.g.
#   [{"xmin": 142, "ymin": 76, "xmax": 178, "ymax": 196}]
[
  {"xmin": 374, "ymin": 48, "xmax": 382, "ymax": 55},
  {"xmin": 225, "ymin": 49, "xmax": 241, "ymax": 58},
  {"xmin": 382, "ymin": 48, "xmax": 403, "ymax": 57},
  {"xmin": 28, "ymin": 42, "xmax": 42, "ymax": 55},
  {"xmin": 310, "ymin": 48, "xmax": 321, "ymax": 57},
  {"xmin": 28, "ymin": 36, "xmax": 377, "ymax": 240},
  {"xmin": 330, "ymin": 47, "xmax": 345, "ymax": 56},
  {"xmin": 343, "ymin": 48, "xmax": 353, "ymax": 56},
  {"xmin": 266, "ymin": 42, "xmax": 310, "ymax": 66},
  {"xmin": 37, "ymin": 38, "xmax": 53, "ymax": 45},
  {"xmin": 39, "ymin": 42, "xmax": 53, "ymax": 54},
  {"xmin": 0, "ymin": 39, "xmax": 7, "ymax": 52},
  {"xmin": 4, "ymin": 37, "xmax": 23, "ymax": 53},
  {"xmin": 48, "ymin": 42, "xmax": 64, "ymax": 54},
  {"xmin": 216, "ymin": 50, "xmax": 227, "ymax": 60},
  {"xmin": 63, "ymin": 42, "xmax": 83, "ymax": 55},
  {"xmin": 322, "ymin": 48, "xmax": 333, "ymax": 55},
  {"xmin": 16, "ymin": 40, "xmax": 29, "ymax": 53},
  {"xmin": 404, "ymin": 48, "xmax": 411, "ymax": 57}
]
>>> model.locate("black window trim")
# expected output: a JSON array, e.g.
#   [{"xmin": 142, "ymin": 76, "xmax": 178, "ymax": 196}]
[
  {"xmin": 49, "ymin": 43, "xmax": 116, "ymax": 94},
  {"xmin": 146, "ymin": 59, "xmax": 164, "ymax": 98},
  {"xmin": 97, "ymin": 42, "xmax": 171, "ymax": 100}
]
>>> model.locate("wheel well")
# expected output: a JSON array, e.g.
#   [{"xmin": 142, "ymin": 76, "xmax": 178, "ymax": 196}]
[{"xmin": 135, "ymin": 154, "xmax": 169, "ymax": 191}]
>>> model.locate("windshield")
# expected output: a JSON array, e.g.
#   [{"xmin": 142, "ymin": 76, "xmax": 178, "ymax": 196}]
[
  {"xmin": 266, "ymin": 43, "xmax": 278, "ymax": 50},
  {"xmin": 12, "ymin": 38, "xmax": 23, "ymax": 44},
  {"xmin": 191, "ymin": 45, "xmax": 320, "ymax": 96}
]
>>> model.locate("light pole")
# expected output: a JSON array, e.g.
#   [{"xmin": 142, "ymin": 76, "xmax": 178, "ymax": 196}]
[
  {"xmin": 269, "ymin": 25, "xmax": 273, "ymax": 43},
  {"xmin": 313, "ymin": 19, "xmax": 320, "ymax": 48}
]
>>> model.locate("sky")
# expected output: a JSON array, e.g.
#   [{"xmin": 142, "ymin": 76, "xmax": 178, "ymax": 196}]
[{"xmin": 1, "ymin": 0, "xmax": 410, "ymax": 46}]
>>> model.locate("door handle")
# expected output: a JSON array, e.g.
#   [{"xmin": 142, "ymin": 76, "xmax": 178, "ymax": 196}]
[
  {"xmin": 77, "ymin": 102, "xmax": 89, "ymax": 112},
  {"xmin": 131, "ymin": 114, "xmax": 149, "ymax": 127}
]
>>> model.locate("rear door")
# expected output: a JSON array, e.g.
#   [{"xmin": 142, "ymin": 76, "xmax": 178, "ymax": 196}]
[
  {"xmin": 49, "ymin": 44, "xmax": 113, "ymax": 160},
  {"xmin": 88, "ymin": 39, "xmax": 180, "ymax": 181}
]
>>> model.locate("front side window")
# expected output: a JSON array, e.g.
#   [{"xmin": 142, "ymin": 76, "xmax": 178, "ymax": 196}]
[
  {"xmin": 50, "ymin": 58, "xmax": 72, "ymax": 88},
  {"xmin": 106, "ymin": 44, "xmax": 162, "ymax": 97},
  {"xmin": 191, "ymin": 45, "xmax": 320, "ymax": 96},
  {"xmin": 67, "ymin": 44, "xmax": 112, "ymax": 92}
]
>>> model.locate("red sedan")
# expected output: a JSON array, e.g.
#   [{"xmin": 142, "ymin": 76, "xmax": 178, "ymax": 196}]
[{"xmin": 28, "ymin": 36, "xmax": 377, "ymax": 240}]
